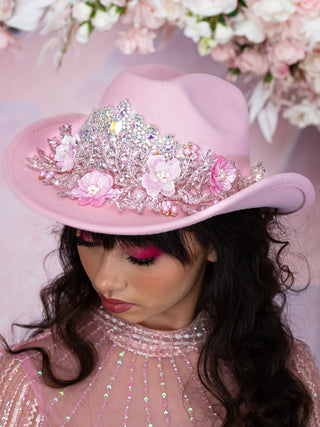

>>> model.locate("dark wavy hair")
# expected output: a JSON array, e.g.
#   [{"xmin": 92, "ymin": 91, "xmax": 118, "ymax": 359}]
[{"xmin": 4, "ymin": 208, "xmax": 312, "ymax": 426}]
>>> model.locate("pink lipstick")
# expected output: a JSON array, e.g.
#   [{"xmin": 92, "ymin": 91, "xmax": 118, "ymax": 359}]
[{"xmin": 99, "ymin": 294, "xmax": 135, "ymax": 313}]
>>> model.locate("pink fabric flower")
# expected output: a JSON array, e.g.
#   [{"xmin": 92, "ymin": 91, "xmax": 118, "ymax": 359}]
[
  {"xmin": 71, "ymin": 171, "xmax": 116, "ymax": 207},
  {"xmin": 235, "ymin": 49, "xmax": 269, "ymax": 75},
  {"xmin": 141, "ymin": 155, "xmax": 181, "ymax": 197},
  {"xmin": 116, "ymin": 28, "xmax": 156, "ymax": 54},
  {"xmin": 268, "ymin": 40, "xmax": 305, "ymax": 65},
  {"xmin": 211, "ymin": 156, "xmax": 237, "ymax": 196},
  {"xmin": 0, "ymin": 0, "xmax": 13, "ymax": 20}
]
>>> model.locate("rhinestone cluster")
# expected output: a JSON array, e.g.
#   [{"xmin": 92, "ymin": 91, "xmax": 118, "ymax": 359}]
[{"xmin": 27, "ymin": 100, "xmax": 265, "ymax": 217}]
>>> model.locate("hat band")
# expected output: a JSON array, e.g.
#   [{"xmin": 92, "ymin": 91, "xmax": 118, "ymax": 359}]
[{"xmin": 27, "ymin": 100, "xmax": 265, "ymax": 217}]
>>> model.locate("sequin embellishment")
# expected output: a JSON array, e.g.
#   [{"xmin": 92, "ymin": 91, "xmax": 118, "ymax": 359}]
[{"xmin": 27, "ymin": 100, "xmax": 265, "ymax": 217}]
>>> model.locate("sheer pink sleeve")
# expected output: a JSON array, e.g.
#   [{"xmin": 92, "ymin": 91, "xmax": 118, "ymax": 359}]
[
  {"xmin": 292, "ymin": 343, "xmax": 320, "ymax": 426},
  {"xmin": 0, "ymin": 353, "xmax": 40, "ymax": 426}
]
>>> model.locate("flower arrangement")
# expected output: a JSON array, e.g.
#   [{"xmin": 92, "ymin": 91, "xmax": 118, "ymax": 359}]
[{"xmin": 1, "ymin": 0, "xmax": 320, "ymax": 141}]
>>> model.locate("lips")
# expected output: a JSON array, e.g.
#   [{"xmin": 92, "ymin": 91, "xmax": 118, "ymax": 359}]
[{"xmin": 99, "ymin": 294, "xmax": 135, "ymax": 314}]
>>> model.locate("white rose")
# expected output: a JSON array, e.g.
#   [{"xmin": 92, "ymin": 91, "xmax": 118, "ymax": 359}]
[
  {"xmin": 234, "ymin": 18, "xmax": 266, "ymax": 43},
  {"xmin": 76, "ymin": 22, "xmax": 91, "ymax": 43},
  {"xmin": 283, "ymin": 102, "xmax": 320, "ymax": 128},
  {"xmin": 302, "ymin": 16, "xmax": 320, "ymax": 48},
  {"xmin": 72, "ymin": 2, "xmax": 93, "ymax": 23},
  {"xmin": 155, "ymin": 1, "xmax": 188, "ymax": 21},
  {"xmin": 214, "ymin": 22, "xmax": 233, "ymax": 44},
  {"xmin": 183, "ymin": 16, "xmax": 211, "ymax": 43},
  {"xmin": 182, "ymin": 0, "xmax": 237, "ymax": 16},
  {"xmin": 91, "ymin": 6, "xmax": 120, "ymax": 31},
  {"xmin": 100, "ymin": 0, "xmax": 113, "ymax": 7},
  {"xmin": 252, "ymin": 0, "xmax": 296, "ymax": 22},
  {"xmin": 300, "ymin": 52, "xmax": 320, "ymax": 93}
]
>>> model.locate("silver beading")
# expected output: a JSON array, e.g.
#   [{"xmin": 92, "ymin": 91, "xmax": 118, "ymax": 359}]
[{"xmin": 27, "ymin": 100, "xmax": 265, "ymax": 217}]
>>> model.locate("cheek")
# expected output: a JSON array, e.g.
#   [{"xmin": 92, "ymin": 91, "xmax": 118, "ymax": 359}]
[
  {"xmin": 133, "ymin": 263, "xmax": 187, "ymax": 299},
  {"xmin": 78, "ymin": 248, "xmax": 98, "ymax": 280}
]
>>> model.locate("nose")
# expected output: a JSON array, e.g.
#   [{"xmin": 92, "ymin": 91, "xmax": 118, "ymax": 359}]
[{"xmin": 93, "ymin": 250, "xmax": 126, "ymax": 295}]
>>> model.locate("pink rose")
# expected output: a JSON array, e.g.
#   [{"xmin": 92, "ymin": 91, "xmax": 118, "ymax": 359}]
[
  {"xmin": 296, "ymin": 0, "xmax": 320, "ymax": 15},
  {"xmin": 122, "ymin": 0, "xmax": 165, "ymax": 29},
  {"xmin": 235, "ymin": 49, "xmax": 269, "ymax": 75},
  {"xmin": 116, "ymin": 28, "xmax": 156, "ymax": 54},
  {"xmin": 268, "ymin": 41, "xmax": 305, "ymax": 65},
  {"xmin": 210, "ymin": 42, "xmax": 236, "ymax": 64},
  {"xmin": 270, "ymin": 62, "xmax": 290, "ymax": 78},
  {"xmin": 0, "ymin": 0, "xmax": 13, "ymax": 20},
  {"xmin": 0, "ymin": 28, "xmax": 18, "ymax": 51}
]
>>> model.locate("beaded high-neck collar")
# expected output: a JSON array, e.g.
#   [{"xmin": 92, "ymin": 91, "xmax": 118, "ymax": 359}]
[{"xmin": 98, "ymin": 308, "xmax": 210, "ymax": 358}]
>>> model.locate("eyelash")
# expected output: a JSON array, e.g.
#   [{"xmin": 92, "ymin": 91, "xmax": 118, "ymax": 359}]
[
  {"xmin": 127, "ymin": 256, "xmax": 155, "ymax": 267},
  {"xmin": 76, "ymin": 236, "xmax": 99, "ymax": 247},
  {"xmin": 76, "ymin": 235, "xmax": 155, "ymax": 266}
]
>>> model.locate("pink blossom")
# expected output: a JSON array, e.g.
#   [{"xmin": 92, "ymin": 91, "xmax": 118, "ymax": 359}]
[
  {"xmin": 0, "ymin": 0, "xmax": 13, "ymax": 20},
  {"xmin": 268, "ymin": 40, "xmax": 305, "ymax": 65},
  {"xmin": 141, "ymin": 155, "xmax": 181, "ymax": 197},
  {"xmin": 116, "ymin": 28, "xmax": 156, "ymax": 54},
  {"xmin": 211, "ymin": 156, "xmax": 237, "ymax": 196},
  {"xmin": 122, "ymin": 0, "xmax": 165, "ymax": 29},
  {"xmin": 296, "ymin": 0, "xmax": 320, "ymax": 15},
  {"xmin": 270, "ymin": 62, "xmax": 290, "ymax": 78},
  {"xmin": 0, "ymin": 28, "xmax": 18, "ymax": 51},
  {"xmin": 210, "ymin": 42, "xmax": 236, "ymax": 64},
  {"xmin": 71, "ymin": 171, "xmax": 116, "ymax": 207},
  {"xmin": 235, "ymin": 49, "xmax": 269, "ymax": 75}
]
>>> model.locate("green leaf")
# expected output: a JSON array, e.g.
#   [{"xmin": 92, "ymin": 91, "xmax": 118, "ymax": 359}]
[
  {"xmin": 264, "ymin": 72, "xmax": 273, "ymax": 83},
  {"xmin": 239, "ymin": 0, "xmax": 247, "ymax": 7},
  {"xmin": 229, "ymin": 67, "xmax": 241, "ymax": 75},
  {"xmin": 217, "ymin": 15, "xmax": 226, "ymax": 26},
  {"xmin": 227, "ymin": 9, "xmax": 238, "ymax": 17}
]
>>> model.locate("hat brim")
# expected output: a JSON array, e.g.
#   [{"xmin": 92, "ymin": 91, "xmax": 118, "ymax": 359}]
[{"xmin": 3, "ymin": 115, "xmax": 315, "ymax": 235}]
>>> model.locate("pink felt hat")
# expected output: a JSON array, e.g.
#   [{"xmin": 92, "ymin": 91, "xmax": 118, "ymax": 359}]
[{"xmin": 3, "ymin": 64, "xmax": 315, "ymax": 235}]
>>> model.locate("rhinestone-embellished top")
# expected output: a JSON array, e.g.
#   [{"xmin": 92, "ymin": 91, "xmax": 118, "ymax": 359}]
[{"xmin": 0, "ymin": 308, "xmax": 319, "ymax": 426}]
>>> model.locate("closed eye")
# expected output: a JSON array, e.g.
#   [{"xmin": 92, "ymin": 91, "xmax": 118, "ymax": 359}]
[{"xmin": 127, "ymin": 256, "xmax": 155, "ymax": 266}]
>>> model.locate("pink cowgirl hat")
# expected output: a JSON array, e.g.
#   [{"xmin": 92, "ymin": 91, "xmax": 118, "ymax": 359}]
[{"xmin": 3, "ymin": 64, "xmax": 315, "ymax": 235}]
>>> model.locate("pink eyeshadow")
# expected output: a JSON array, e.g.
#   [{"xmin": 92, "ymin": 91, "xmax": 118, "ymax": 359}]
[
  {"xmin": 80, "ymin": 230, "xmax": 93, "ymax": 242},
  {"xmin": 129, "ymin": 246, "xmax": 163, "ymax": 260}
]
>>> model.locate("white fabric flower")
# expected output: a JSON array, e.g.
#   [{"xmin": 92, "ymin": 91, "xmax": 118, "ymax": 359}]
[
  {"xmin": 214, "ymin": 23, "xmax": 234, "ymax": 44},
  {"xmin": 141, "ymin": 155, "xmax": 181, "ymax": 197},
  {"xmin": 283, "ymin": 101, "xmax": 320, "ymax": 128},
  {"xmin": 300, "ymin": 52, "xmax": 320, "ymax": 93},
  {"xmin": 91, "ymin": 6, "xmax": 120, "ymax": 31},
  {"xmin": 72, "ymin": 2, "xmax": 93, "ymax": 23},
  {"xmin": 182, "ymin": 0, "xmax": 237, "ymax": 17},
  {"xmin": 233, "ymin": 17, "xmax": 266, "ymax": 43},
  {"xmin": 252, "ymin": 0, "xmax": 297, "ymax": 22},
  {"xmin": 183, "ymin": 16, "xmax": 211, "ymax": 43},
  {"xmin": 76, "ymin": 22, "xmax": 91, "ymax": 44}
]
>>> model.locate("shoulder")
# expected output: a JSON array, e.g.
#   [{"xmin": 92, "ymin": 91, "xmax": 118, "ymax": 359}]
[
  {"xmin": 290, "ymin": 341, "xmax": 320, "ymax": 425},
  {"xmin": 0, "ymin": 352, "xmax": 41, "ymax": 425}
]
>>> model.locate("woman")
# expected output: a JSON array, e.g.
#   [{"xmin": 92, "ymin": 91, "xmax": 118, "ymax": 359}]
[{"xmin": 1, "ymin": 64, "xmax": 319, "ymax": 426}]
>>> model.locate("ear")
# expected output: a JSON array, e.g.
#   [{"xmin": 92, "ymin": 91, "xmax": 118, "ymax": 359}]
[{"xmin": 207, "ymin": 247, "xmax": 217, "ymax": 263}]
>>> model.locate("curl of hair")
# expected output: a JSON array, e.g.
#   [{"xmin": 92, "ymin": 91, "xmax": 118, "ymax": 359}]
[{"xmin": 3, "ymin": 208, "xmax": 312, "ymax": 425}]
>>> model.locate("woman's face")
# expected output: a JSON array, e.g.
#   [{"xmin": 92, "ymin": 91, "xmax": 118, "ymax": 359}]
[{"xmin": 77, "ymin": 230, "xmax": 215, "ymax": 330}]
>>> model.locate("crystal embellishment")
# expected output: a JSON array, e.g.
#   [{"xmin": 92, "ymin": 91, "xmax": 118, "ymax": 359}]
[{"xmin": 27, "ymin": 100, "xmax": 265, "ymax": 217}]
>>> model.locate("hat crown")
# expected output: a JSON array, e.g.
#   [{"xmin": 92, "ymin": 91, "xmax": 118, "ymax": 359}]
[{"xmin": 99, "ymin": 64, "xmax": 250, "ymax": 173}]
